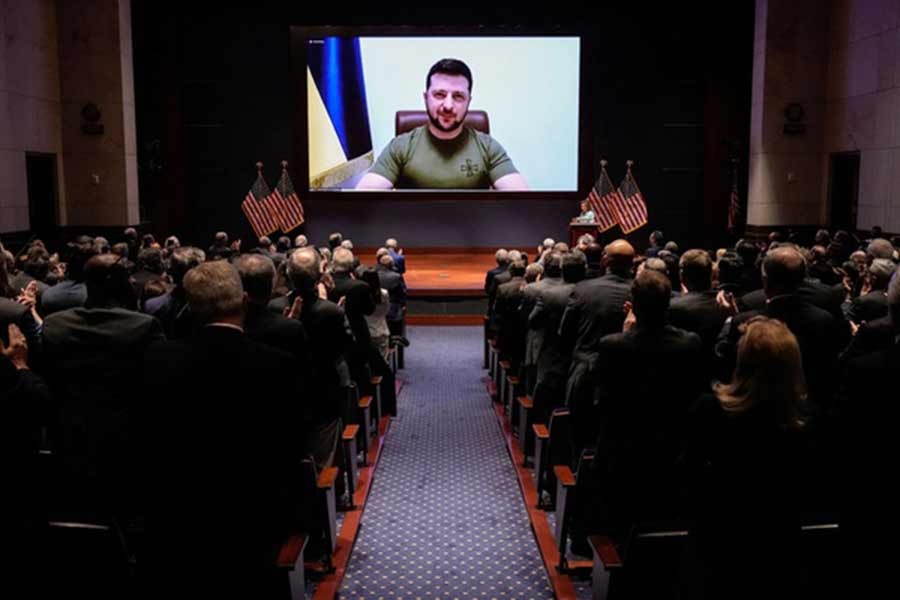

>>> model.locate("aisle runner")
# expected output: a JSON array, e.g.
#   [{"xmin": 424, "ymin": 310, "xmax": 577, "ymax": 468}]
[{"xmin": 339, "ymin": 326, "xmax": 553, "ymax": 599}]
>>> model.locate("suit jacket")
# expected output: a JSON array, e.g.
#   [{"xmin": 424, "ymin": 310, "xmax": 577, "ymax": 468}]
[
  {"xmin": 840, "ymin": 315, "xmax": 895, "ymax": 363},
  {"xmin": 376, "ymin": 264, "xmax": 407, "ymax": 322},
  {"xmin": 244, "ymin": 303, "xmax": 311, "ymax": 363},
  {"xmin": 591, "ymin": 324, "xmax": 705, "ymax": 531},
  {"xmin": 529, "ymin": 281, "xmax": 576, "ymax": 384},
  {"xmin": 484, "ymin": 264, "xmax": 508, "ymax": 295},
  {"xmin": 717, "ymin": 294, "xmax": 850, "ymax": 412},
  {"xmin": 846, "ymin": 291, "xmax": 889, "ymax": 324},
  {"xmin": 40, "ymin": 280, "xmax": 87, "ymax": 315},
  {"xmin": 560, "ymin": 273, "xmax": 632, "ymax": 364},
  {"xmin": 40, "ymin": 306, "xmax": 165, "ymax": 505},
  {"xmin": 139, "ymin": 326, "xmax": 307, "ymax": 595},
  {"xmin": 143, "ymin": 288, "xmax": 194, "ymax": 339},
  {"xmin": 740, "ymin": 280, "xmax": 845, "ymax": 318},
  {"xmin": 668, "ymin": 290, "xmax": 731, "ymax": 357},
  {"xmin": 521, "ymin": 277, "xmax": 562, "ymax": 366},
  {"xmin": 329, "ymin": 272, "xmax": 375, "ymax": 351},
  {"xmin": 388, "ymin": 248, "xmax": 406, "ymax": 274},
  {"xmin": 494, "ymin": 276, "xmax": 526, "ymax": 361},
  {"xmin": 271, "ymin": 291, "xmax": 354, "ymax": 396}
]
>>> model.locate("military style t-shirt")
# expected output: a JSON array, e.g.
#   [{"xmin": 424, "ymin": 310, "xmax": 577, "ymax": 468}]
[{"xmin": 369, "ymin": 125, "xmax": 519, "ymax": 189}]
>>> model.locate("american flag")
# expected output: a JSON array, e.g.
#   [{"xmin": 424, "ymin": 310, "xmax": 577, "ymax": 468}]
[
  {"xmin": 272, "ymin": 162, "xmax": 305, "ymax": 233},
  {"xmin": 727, "ymin": 160, "xmax": 741, "ymax": 232},
  {"xmin": 241, "ymin": 166, "xmax": 279, "ymax": 238},
  {"xmin": 585, "ymin": 164, "xmax": 621, "ymax": 232},
  {"xmin": 612, "ymin": 163, "xmax": 649, "ymax": 234}
]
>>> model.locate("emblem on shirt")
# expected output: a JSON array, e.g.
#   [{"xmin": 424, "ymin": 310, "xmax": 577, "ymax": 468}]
[{"xmin": 460, "ymin": 159, "xmax": 480, "ymax": 177}]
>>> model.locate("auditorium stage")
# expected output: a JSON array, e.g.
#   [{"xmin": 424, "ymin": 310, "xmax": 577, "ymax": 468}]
[{"xmin": 359, "ymin": 248, "xmax": 496, "ymax": 324}]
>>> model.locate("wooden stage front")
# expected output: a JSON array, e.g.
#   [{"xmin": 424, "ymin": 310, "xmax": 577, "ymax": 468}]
[{"xmin": 358, "ymin": 248, "xmax": 497, "ymax": 325}]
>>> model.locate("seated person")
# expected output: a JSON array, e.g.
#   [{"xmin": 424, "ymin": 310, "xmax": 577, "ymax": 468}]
[
  {"xmin": 574, "ymin": 199, "xmax": 596, "ymax": 223},
  {"xmin": 355, "ymin": 59, "xmax": 529, "ymax": 190}
]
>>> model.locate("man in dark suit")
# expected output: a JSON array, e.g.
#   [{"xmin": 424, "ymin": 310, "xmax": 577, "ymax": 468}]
[
  {"xmin": 40, "ymin": 236, "xmax": 96, "ymax": 315},
  {"xmin": 717, "ymin": 246, "xmax": 850, "ymax": 415},
  {"xmin": 520, "ymin": 254, "xmax": 562, "ymax": 395},
  {"xmin": 669, "ymin": 249, "xmax": 731, "ymax": 365},
  {"xmin": 376, "ymin": 253, "xmax": 408, "ymax": 343},
  {"xmin": 494, "ymin": 260, "xmax": 527, "ymax": 369},
  {"xmin": 572, "ymin": 270, "xmax": 705, "ymax": 549},
  {"xmin": 139, "ymin": 260, "xmax": 308, "ymax": 598},
  {"xmin": 529, "ymin": 253, "xmax": 583, "ymax": 422},
  {"xmin": 143, "ymin": 246, "xmax": 205, "ymax": 339},
  {"xmin": 329, "ymin": 248, "xmax": 376, "ymax": 389},
  {"xmin": 40, "ymin": 254, "xmax": 165, "ymax": 519},
  {"xmin": 484, "ymin": 248, "xmax": 510, "ymax": 331},
  {"xmin": 846, "ymin": 258, "xmax": 894, "ymax": 324},
  {"xmin": 560, "ymin": 240, "xmax": 634, "ymax": 449},
  {"xmin": 645, "ymin": 230, "xmax": 665, "ymax": 258},
  {"xmin": 583, "ymin": 242, "xmax": 605, "ymax": 280},
  {"xmin": 236, "ymin": 253, "xmax": 310, "ymax": 364},
  {"xmin": 739, "ymin": 249, "xmax": 845, "ymax": 319}
]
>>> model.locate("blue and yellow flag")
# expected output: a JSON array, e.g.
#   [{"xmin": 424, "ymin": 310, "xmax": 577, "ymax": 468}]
[{"xmin": 307, "ymin": 37, "xmax": 374, "ymax": 189}]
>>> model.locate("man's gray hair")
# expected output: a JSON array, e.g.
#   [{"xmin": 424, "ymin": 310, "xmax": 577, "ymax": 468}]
[
  {"xmin": 867, "ymin": 238, "xmax": 895, "ymax": 260},
  {"xmin": 577, "ymin": 234, "xmax": 595, "ymax": 246},
  {"xmin": 495, "ymin": 248, "xmax": 509, "ymax": 265},
  {"xmin": 294, "ymin": 234, "xmax": 308, "ymax": 248},
  {"xmin": 376, "ymin": 247, "xmax": 390, "ymax": 260},
  {"xmin": 379, "ymin": 253, "xmax": 395, "ymax": 268},
  {"xmin": 288, "ymin": 247, "xmax": 321, "ymax": 287},
  {"xmin": 332, "ymin": 247, "xmax": 355, "ymax": 274},
  {"xmin": 542, "ymin": 238, "xmax": 555, "ymax": 249},
  {"xmin": 183, "ymin": 261, "xmax": 244, "ymax": 324},
  {"xmin": 385, "ymin": 238, "xmax": 399, "ymax": 249},
  {"xmin": 525, "ymin": 262, "xmax": 543, "ymax": 282},
  {"xmin": 235, "ymin": 253, "xmax": 276, "ymax": 302},
  {"xmin": 507, "ymin": 249, "xmax": 522, "ymax": 263},
  {"xmin": 340, "ymin": 239, "xmax": 354, "ymax": 250}
]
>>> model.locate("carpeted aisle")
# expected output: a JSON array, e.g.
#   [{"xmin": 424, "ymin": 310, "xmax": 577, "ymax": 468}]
[{"xmin": 339, "ymin": 326, "xmax": 554, "ymax": 599}]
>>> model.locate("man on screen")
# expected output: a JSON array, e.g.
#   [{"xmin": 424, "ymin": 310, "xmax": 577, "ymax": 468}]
[{"xmin": 355, "ymin": 58, "xmax": 529, "ymax": 190}]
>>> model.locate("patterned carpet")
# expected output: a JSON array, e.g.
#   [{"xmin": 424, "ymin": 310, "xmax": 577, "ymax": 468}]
[{"xmin": 339, "ymin": 326, "xmax": 554, "ymax": 599}]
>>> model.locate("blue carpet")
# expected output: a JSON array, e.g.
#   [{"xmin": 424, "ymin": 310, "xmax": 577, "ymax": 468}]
[{"xmin": 339, "ymin": 326, "xmax": 554, "ymax": 599}]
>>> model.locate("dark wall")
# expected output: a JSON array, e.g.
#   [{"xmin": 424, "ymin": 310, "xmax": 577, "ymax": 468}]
[{"xmin": 132, "ymin": 2, "xmax": 754, "ymax": 251}]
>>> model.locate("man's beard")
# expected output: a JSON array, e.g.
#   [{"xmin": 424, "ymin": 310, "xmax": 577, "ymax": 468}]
[{"xmin": 427, "ymin": 106, "xmax": 467, "ymax": 133}]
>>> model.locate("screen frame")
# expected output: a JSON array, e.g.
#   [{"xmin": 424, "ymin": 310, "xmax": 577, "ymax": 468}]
[{"xmin": 291, "ymin": 25, "xmax": 593, "ymax": 202}]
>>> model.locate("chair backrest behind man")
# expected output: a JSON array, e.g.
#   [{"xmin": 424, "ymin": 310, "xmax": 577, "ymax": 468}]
[{"xmin": 395, "ymin": 110, "xmax": 490, "ymax": 135}]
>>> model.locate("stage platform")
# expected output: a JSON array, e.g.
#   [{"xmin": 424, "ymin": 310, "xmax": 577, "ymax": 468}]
[{"xmin": 358, "ymin": 248, "xmax": 496, "ymax": 324}]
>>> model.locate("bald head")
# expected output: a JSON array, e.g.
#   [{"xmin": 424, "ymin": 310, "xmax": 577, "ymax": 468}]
[
  {"xmin": 762, "ymin": 246, "xmax": 806, "ymax": 296},
  {"xmin": 605, "ymin": 240, "xmax": 636, "ymax": 275},
  {"xmin": 288, "ymin": 247, "xmax": 321, "ymax": 293}
]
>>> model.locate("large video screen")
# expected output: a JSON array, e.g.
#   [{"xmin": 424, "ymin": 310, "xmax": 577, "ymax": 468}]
[{"xmin": 306, "ymin": 36, "xmax": 581, "ymax": 192}]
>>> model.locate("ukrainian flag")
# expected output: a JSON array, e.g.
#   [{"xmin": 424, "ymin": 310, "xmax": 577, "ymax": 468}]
[{"xmin": 307, "ymin": 37, "xmax": 374, "ymax": 189}]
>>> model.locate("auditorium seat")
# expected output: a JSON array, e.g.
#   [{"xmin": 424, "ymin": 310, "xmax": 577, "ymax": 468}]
[{"xmin": 532, "ymin": 408, "xmax": 574, "ymax": 510}]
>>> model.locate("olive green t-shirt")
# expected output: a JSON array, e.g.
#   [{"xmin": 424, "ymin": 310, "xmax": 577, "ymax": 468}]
[{"xmin": 370, "ymin": 125, "xmax": 519, "ymax": 189}]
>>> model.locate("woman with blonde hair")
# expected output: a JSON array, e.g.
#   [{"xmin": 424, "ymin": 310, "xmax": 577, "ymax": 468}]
[{"xmin": 683, "ymin": 317, "xmax": 817, "ymax": 599}]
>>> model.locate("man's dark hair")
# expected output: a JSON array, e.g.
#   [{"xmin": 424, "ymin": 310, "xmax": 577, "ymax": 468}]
[
  {"xmin": 584, "ymin": 243, "xmax": 603, "ymax": 267},
  {"xmin": 508, "ymin": 260, "xmax": 526, "ymax": 278},
  {"xmin": 84, "ymin": 254, "xmax": 136, "ymax": 309},
  {"xmin": 716, "ymin": 251, "xmax": 744, "ymax": 289},
  {"xmin": 169, "ymin": 246, "xmax": 205, "ymax": 287},
  {"xmin": 328, "ymin": 232, "xmax": 343, "ymax": 250},
  {"xmin": 141, "ymin": 233, "xmax": 156, "ymax": 249},
  {"xmin": 235, "ymin": 253, "xmax": 276, "ymax": 304},
  {"xmin": 543, "ymin": 252, "xmax": 563, "ymax": 279},
  {"xmin": 111, "ymin": 243, "xmax": 130, "ymax": 259},
  {"xmin": 66, "ymin": 236, "xmax": 99, "ymax": 281},
  {"xmin": 650, "ymin": 230, "xmax": 665, "ymax": 246},
  {"xmin": 632, "ymin": 269, "xmax": 671, "ymax": 328},
  {"xmin": 762, "ymin": 247, "xmax": 806, "ymax": 294},
  {"xmin": 562, "ymin": 253, "xmax": 586, "ymax": 284},
  {"xmin": 23, "ymin": 254, "xmax": 49, "ymax": 281},
  {"xmin": 277, "ymin": 236, "xmax": 291, "ymax": 253},
  {"xmin": 814, "ymin": 229, "xmax": 831, "ymax": 247},
  {"xmin": 735, "ymin": 240, "xmax": 760, "ymax": 268},
  {"xmin": 426, "ymin": 58, "xmax": 473, "ymax": 92},
  {"xmin": 137, "ymin": 247, "xmax": 164, "ymax": 275},
  {"xmin": 679, "ymin": 249, "xmax": 713, "ymax": 292}
]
